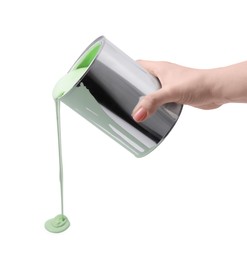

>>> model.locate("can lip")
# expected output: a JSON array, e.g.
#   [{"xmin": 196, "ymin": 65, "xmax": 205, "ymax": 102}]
[
  {"xmin": 55, "ymin": 36, "xmax": 106, "ymax": 100},
  {"xmin": 69, "ymin": 35, "xmax": 106, "ymax": 73},
  {"xmin": 52, "ymin": 67, "xmax": 88, "ymax": 100}
]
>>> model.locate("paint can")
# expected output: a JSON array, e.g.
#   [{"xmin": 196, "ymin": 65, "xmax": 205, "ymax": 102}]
[{"xmin": 56, "ymin": 36, "xmax": 183, "ymax": 157}]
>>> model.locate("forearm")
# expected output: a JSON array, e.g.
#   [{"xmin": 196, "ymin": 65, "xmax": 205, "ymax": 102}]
[{"xmin": 206, "ymin": 61, "xmax": 247, "ymax": 104}]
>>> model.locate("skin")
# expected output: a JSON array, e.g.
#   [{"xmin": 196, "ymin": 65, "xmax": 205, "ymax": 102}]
[{"xmin": 132, "ymin": 60, "xmax": 247, "ymax": 122}]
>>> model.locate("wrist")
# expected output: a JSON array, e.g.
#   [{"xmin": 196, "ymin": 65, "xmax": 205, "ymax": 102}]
[
  {"xmin": 204, "ymin": 62, "xmax": 247, "ymax": 105},
  {"xmin": 202, "ymin": 68, "xmax": 230, "ymax": 106}
]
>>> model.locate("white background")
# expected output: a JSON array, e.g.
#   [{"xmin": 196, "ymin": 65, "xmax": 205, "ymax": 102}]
[{"xmin": 0, "ymin": 0, "xmax": 247, "ymax": 259}]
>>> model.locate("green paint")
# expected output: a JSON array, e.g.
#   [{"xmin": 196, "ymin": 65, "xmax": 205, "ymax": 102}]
[
  {"xmin": 45, "ymin": 214, "xmax": 70, "ymax": 233},
  {"xmin": 52, "ymin": 67, "xmax": 88, "ymax": 100},
  {"xmin": 47, "ymin": 65, "xmax": 90, "ymax": 233},
  {"xmin": 55, "ymin": 99, "xmax": 64, "ymax": 216},
  {"xmin": 45, "ymin": 99, "xmax": 70, "ymax": 233},
  {"xmin": 46, "ymin": 42, "xmax": 101, "ymax": 233},
  {"xmin": 71, "ymin": 42, "xmax": 101, "ymax": 70}
]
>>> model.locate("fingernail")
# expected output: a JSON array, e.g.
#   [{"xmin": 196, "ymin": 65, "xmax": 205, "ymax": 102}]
[{"xmin": 132, "ymin": 107, "xmax": 147, "ymax": 122}]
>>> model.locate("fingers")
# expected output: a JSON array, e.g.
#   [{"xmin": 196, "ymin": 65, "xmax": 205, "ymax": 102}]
[
  {"xmin": 132, "ymin": 60, "xmax": 176, "ymax": 122},
  {"xmin": 132, "ymin": 88, "xmax": 174, "ymax": 122},
  {"xmin": 132, "ymin": 60, "xmax": 161, "ymax": 122},
  {"xmin": 133, "ymin": 60, "xmax": 176, "ymax": 122},
  {"xmin": 131, "ymin": 106, "xmax": 148, "ymax": 122}
]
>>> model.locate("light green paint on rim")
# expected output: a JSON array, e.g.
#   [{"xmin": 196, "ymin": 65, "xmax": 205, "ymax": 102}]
[
  {"xmin": 52, "ymin": 42, "xmax": 101, "ymax": 100},
  {"xmin": 52, "ymin": 67, "xmax": 88, "ymax": 100},
  {"xmin": 72, "ymin": 42, "xmax": 101, "ymax": 69}
]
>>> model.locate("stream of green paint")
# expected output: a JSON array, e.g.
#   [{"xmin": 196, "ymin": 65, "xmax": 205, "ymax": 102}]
[
  {"xmin": 45, "ymin": 99, "xmax": 70, "ymax": 233},
  {"xmin": 45, "ymin": 68, "xmax": 88, "ymax": 233},
  {"xmin": 45, "ymin": 41, "xmax": 101, "ymax": 233}
]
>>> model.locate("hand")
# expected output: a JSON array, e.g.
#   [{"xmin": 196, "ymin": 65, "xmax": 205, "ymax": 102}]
[{"xmin": 132, "ymin": 60, "xmax": 223, "ymax": 122}]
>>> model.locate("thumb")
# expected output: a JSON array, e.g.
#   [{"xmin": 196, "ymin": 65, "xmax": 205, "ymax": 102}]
[
  {"xmin": 137, "ymin": 60, "xmax": 158, "ymax": 75},
  {"xmin": 132, "ymin": 88, "xmax": 174, "ymax": 122}
]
